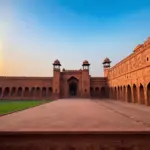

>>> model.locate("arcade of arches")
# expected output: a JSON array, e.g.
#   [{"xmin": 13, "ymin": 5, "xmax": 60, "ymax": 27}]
[
  {"xmin": 109, "ymin": 83, "xmax": 150, "ymax": 106},
  {"xmin": 0, "ymin": 87, "xmax": 53, "ymax": 99},
  {"xmin": 90, "ymin": 87, "xmax": 107, "ymax": 98}
]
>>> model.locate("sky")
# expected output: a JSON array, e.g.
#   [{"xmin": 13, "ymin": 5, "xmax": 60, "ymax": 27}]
[{"xmin": 0, "ymin": 0, "xmax": 150, "ymax": 77}]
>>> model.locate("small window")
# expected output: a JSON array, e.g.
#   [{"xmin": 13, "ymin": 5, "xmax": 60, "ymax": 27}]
[{"xmin": 147, "ymin": 57, "xmax": 149, "ymax": 61}]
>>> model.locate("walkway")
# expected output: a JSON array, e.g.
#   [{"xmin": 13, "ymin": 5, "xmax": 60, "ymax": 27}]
[{"xmin": 0, "ymin": 99, "xmax": 150, "ymax": 131}]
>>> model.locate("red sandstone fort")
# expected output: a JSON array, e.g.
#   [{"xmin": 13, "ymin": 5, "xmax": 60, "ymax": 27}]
[{"xmin": 0, "ymin": 37, "xmax": 150, "ymax": 105}]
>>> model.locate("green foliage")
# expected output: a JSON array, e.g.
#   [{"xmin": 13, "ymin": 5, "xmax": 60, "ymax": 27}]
[{"xmin": 0, "ymin": 100, "xmax": 49, "ymax": 115}]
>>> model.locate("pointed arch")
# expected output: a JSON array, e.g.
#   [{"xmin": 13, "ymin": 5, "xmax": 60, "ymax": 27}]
[
  {"xmin": 48, "ymin": 87, "xmax": 52, "ymax": 96},
  {"xmin": 42, "ymin": 87, "xmax": 47, "ymax": 97},
  {"xmin": 111, "ymin": 87, "xmax": 114, "ymax": 99},
  {"xmin": 114, "ymin": 87, "xmax": 117, "ymax": 99},
  {"xmin": 123, "ymin": 86, "xmax": 126, "ymax": 101},
  {"xmin": 31, "ymin": 87, "xmax": 35, "ymax": 97},
  {"xmin": 95, "ymin": 87, "xmax": 100, "ymax": 97},
  {"xmin": 0, "ymin": 87, "xmax": 2, "ymax": 97},
  {"xmin": 17, "ymin": 87, "xmax": 22, "ymax": 97},
  {"xmin": 109, "ymin": 88, "xmax": 112, "ymax": 99},
  {"xmin": 11, "ymin": 87, "xmax": 16, "ymax": 97},
  {"xmin": 95, "ymin": 87, "xmax": 99, "ymax": 92},
  {"xmin": 147, "ymin": 83, "xmax": 150, "ymax": 105},
  {"xmin": 120, "ymin": 86, "xmax": 123, "ymax": 100},
  {"xmin": 140, "ymin": 84, "xmax": 145, "ymax": 104},
  {"xmin": 4, "ymin": 87, "xmax": 10, "ymax": 97},
  {"xmin": 118, "ymin": 86, "xmax": 120, "ymax": 100},
  {"xmin": 24, "ymin": 87, "xmax": 30, "ymax": 97},
  {"xmin": 101, "ymin": 87, "xmax": 106, "ymax": 98},
  {"xmin": 90, "ymin": 87, "xmax": 94, "ymax": 97},
  {"xmin": 127, "ymin": 85, "xmax": 132, "ymax": 102},
  {"xmin": 133, "ymin": 84, "xmax": 138, "ymax": 103},
  {"xmin": 36, "ymin": 87, "xmax": 40, "ymax": 97}
]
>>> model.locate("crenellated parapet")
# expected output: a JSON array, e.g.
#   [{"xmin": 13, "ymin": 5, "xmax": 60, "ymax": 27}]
[
  {"xmin": 107, "ymin": 37, "xmax": 150, "ymax": 80},
  {"xmin": 62, "ymin": 69, "xmax": 82, "ymax": 72},
  {"xmin": 134, "ymin": 37, "xmax": 150, "ymax": 53}
]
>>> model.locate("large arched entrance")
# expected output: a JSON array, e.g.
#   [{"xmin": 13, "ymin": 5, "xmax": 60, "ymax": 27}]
[{"xmin": 68, "ymin": 77, "xmax": 79, "ymax": 97}]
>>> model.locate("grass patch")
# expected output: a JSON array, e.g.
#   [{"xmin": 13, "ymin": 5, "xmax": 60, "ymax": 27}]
[{"xmin": 0, "ymin": 100, "xmax": 50, "ymax": 115}]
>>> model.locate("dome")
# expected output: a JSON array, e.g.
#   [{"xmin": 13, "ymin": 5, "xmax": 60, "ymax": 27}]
[
  {"xmin": 53, "ymin": 59, "xmax": 61, "ymax": 66},
  {"xmin": 103, "ymin": 57, "xmax": 111, "ymax": 64},
  {"xmin": 82, "ymin": 60, "xmax": 90, "ymax": 66}
]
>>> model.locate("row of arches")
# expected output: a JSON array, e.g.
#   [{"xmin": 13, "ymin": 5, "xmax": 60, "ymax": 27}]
[
  {"xmin": 0, "ymin": 87, "xmax": 53, "ymax": 98},
  {"xmin": 109, "ymin": 83, "xmax": 150, "ymax": 105},
  {"xmin": 90, "ymin": 87, "xmax": 108, "ymax": 98}
]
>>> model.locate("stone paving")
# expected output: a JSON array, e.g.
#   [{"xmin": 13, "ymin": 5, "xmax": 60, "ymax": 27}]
[{"xmin": 0, "ymin": 99, "xmax": 150, "ymax": 131}]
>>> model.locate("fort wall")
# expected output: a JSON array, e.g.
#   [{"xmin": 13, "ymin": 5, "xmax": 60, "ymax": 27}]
[
  {"xmin": 0, "ymin": 77, "xmax": 53, "ymax": 100},
  {"xmin": 107, "ymin": 37, "xmax": 150, "ymax": 105}
]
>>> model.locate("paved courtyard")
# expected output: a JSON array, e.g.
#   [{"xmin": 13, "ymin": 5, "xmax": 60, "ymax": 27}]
[{"xmin": 0, "ymin": 99, "xmax": 150, "ymax": 131}]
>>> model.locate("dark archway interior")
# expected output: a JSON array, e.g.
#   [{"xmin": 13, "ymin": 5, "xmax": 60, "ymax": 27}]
[
  {"xmin": 42, "ymin": 87, "xmax": 46, "ymax": 97},
  {"xmin": 127, "ymin": 85, "xmax": 132, "ymax": 102},
  {"xmin": 68, "ymin": 77, "xmax": 79, "ymax": 97},
  {"xmin": 69, "ymin": 82, "xmax": 77, "ymax": 96},
  {"xmin": 90, "ymin": 87, "xmax": 94, "ymax": 96},
  {"xmin": 17, "ymin": 87, "xmax": 22, "ymax": 97},
  {"xmin": 114, "ymin": 87, "xmax": 117, "ymax": 99},
  {"xmin": 101, "ymin": 87, "xmax": 106, "ymax": 98},
  {"xmin": 4, "ymin": 87, "xmax": 10, "ymax": 97},
  {"xmin": 133, "ymin": 84, "xmax": 138, "ymax": 103},
  {"xmin": 140, "ymin": 84, "xmax": 144, "ymax": 104},
  {"xmin": 0, "ymin": 88, "xmax": 2, "ymax": 96},
  {"xmin": 11, "ymin": 87, "xmax": 16, "ymax": 96},
  {"xmin": 147, "ymin": 83, "xmax": 150, "ymax": 105}
]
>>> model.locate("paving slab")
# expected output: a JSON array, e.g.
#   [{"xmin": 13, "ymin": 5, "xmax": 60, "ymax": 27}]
[{"xmin": 0, "ymin": 99, "xmax": 150, "ymax": 132}]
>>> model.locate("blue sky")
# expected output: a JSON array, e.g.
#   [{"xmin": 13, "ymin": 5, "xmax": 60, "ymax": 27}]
[{"xmin": 0, "ymin": 0, "xmax": 150, "ymax": 76}]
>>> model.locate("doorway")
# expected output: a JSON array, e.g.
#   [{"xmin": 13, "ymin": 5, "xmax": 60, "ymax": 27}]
[
  {"xmin": 69, "ymin": 82, "xmax": 77, "ymax": 96},
  {"xmin": 68, "ymin": 77, "xmax": 79, "ymax": 97}
]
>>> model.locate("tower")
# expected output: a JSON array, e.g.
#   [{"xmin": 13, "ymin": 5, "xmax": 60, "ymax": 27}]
[
  {"xmin": 82, "ymin": 60, "xmax": 90, "ymax": 98},
  {"xmin": 53, "ymin": 59, "xmax": 61, "ymax": 99},
  {"xmin": 102, "ymin": 57, "xmax": 111, "ymax": 77}
]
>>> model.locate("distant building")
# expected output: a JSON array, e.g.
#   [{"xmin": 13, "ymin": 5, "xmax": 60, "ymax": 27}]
[{"xmin": 0, "ymin": 37, "xmax": 150, "ymax": 105}]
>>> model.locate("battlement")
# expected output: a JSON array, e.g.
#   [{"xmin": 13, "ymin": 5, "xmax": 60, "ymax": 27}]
[
  {"xmin": 62, "ymin": 69, "xmax": 82, "ymax": 72},
  {"xmin": 134, "ymin": 37, "xmax": 150, "ymax": 52}
]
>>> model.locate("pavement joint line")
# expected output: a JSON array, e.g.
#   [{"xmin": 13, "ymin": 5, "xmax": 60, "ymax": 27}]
[{"xmin": 93, "ymin": 100, "xmax": 150, "ymax": 128}]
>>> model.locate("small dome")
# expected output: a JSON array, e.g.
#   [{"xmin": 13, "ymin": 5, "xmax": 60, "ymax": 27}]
[
  {"xmin": 103, "ymin": 57, "xmax": 111, "ymax": 64},
  {"xmin": 83, "ymin": 60, "xmax": 90, "ymax": 65},
  {"xmin": 53, "ymin": 59, "xmax": 61, "ymax": 65}
]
